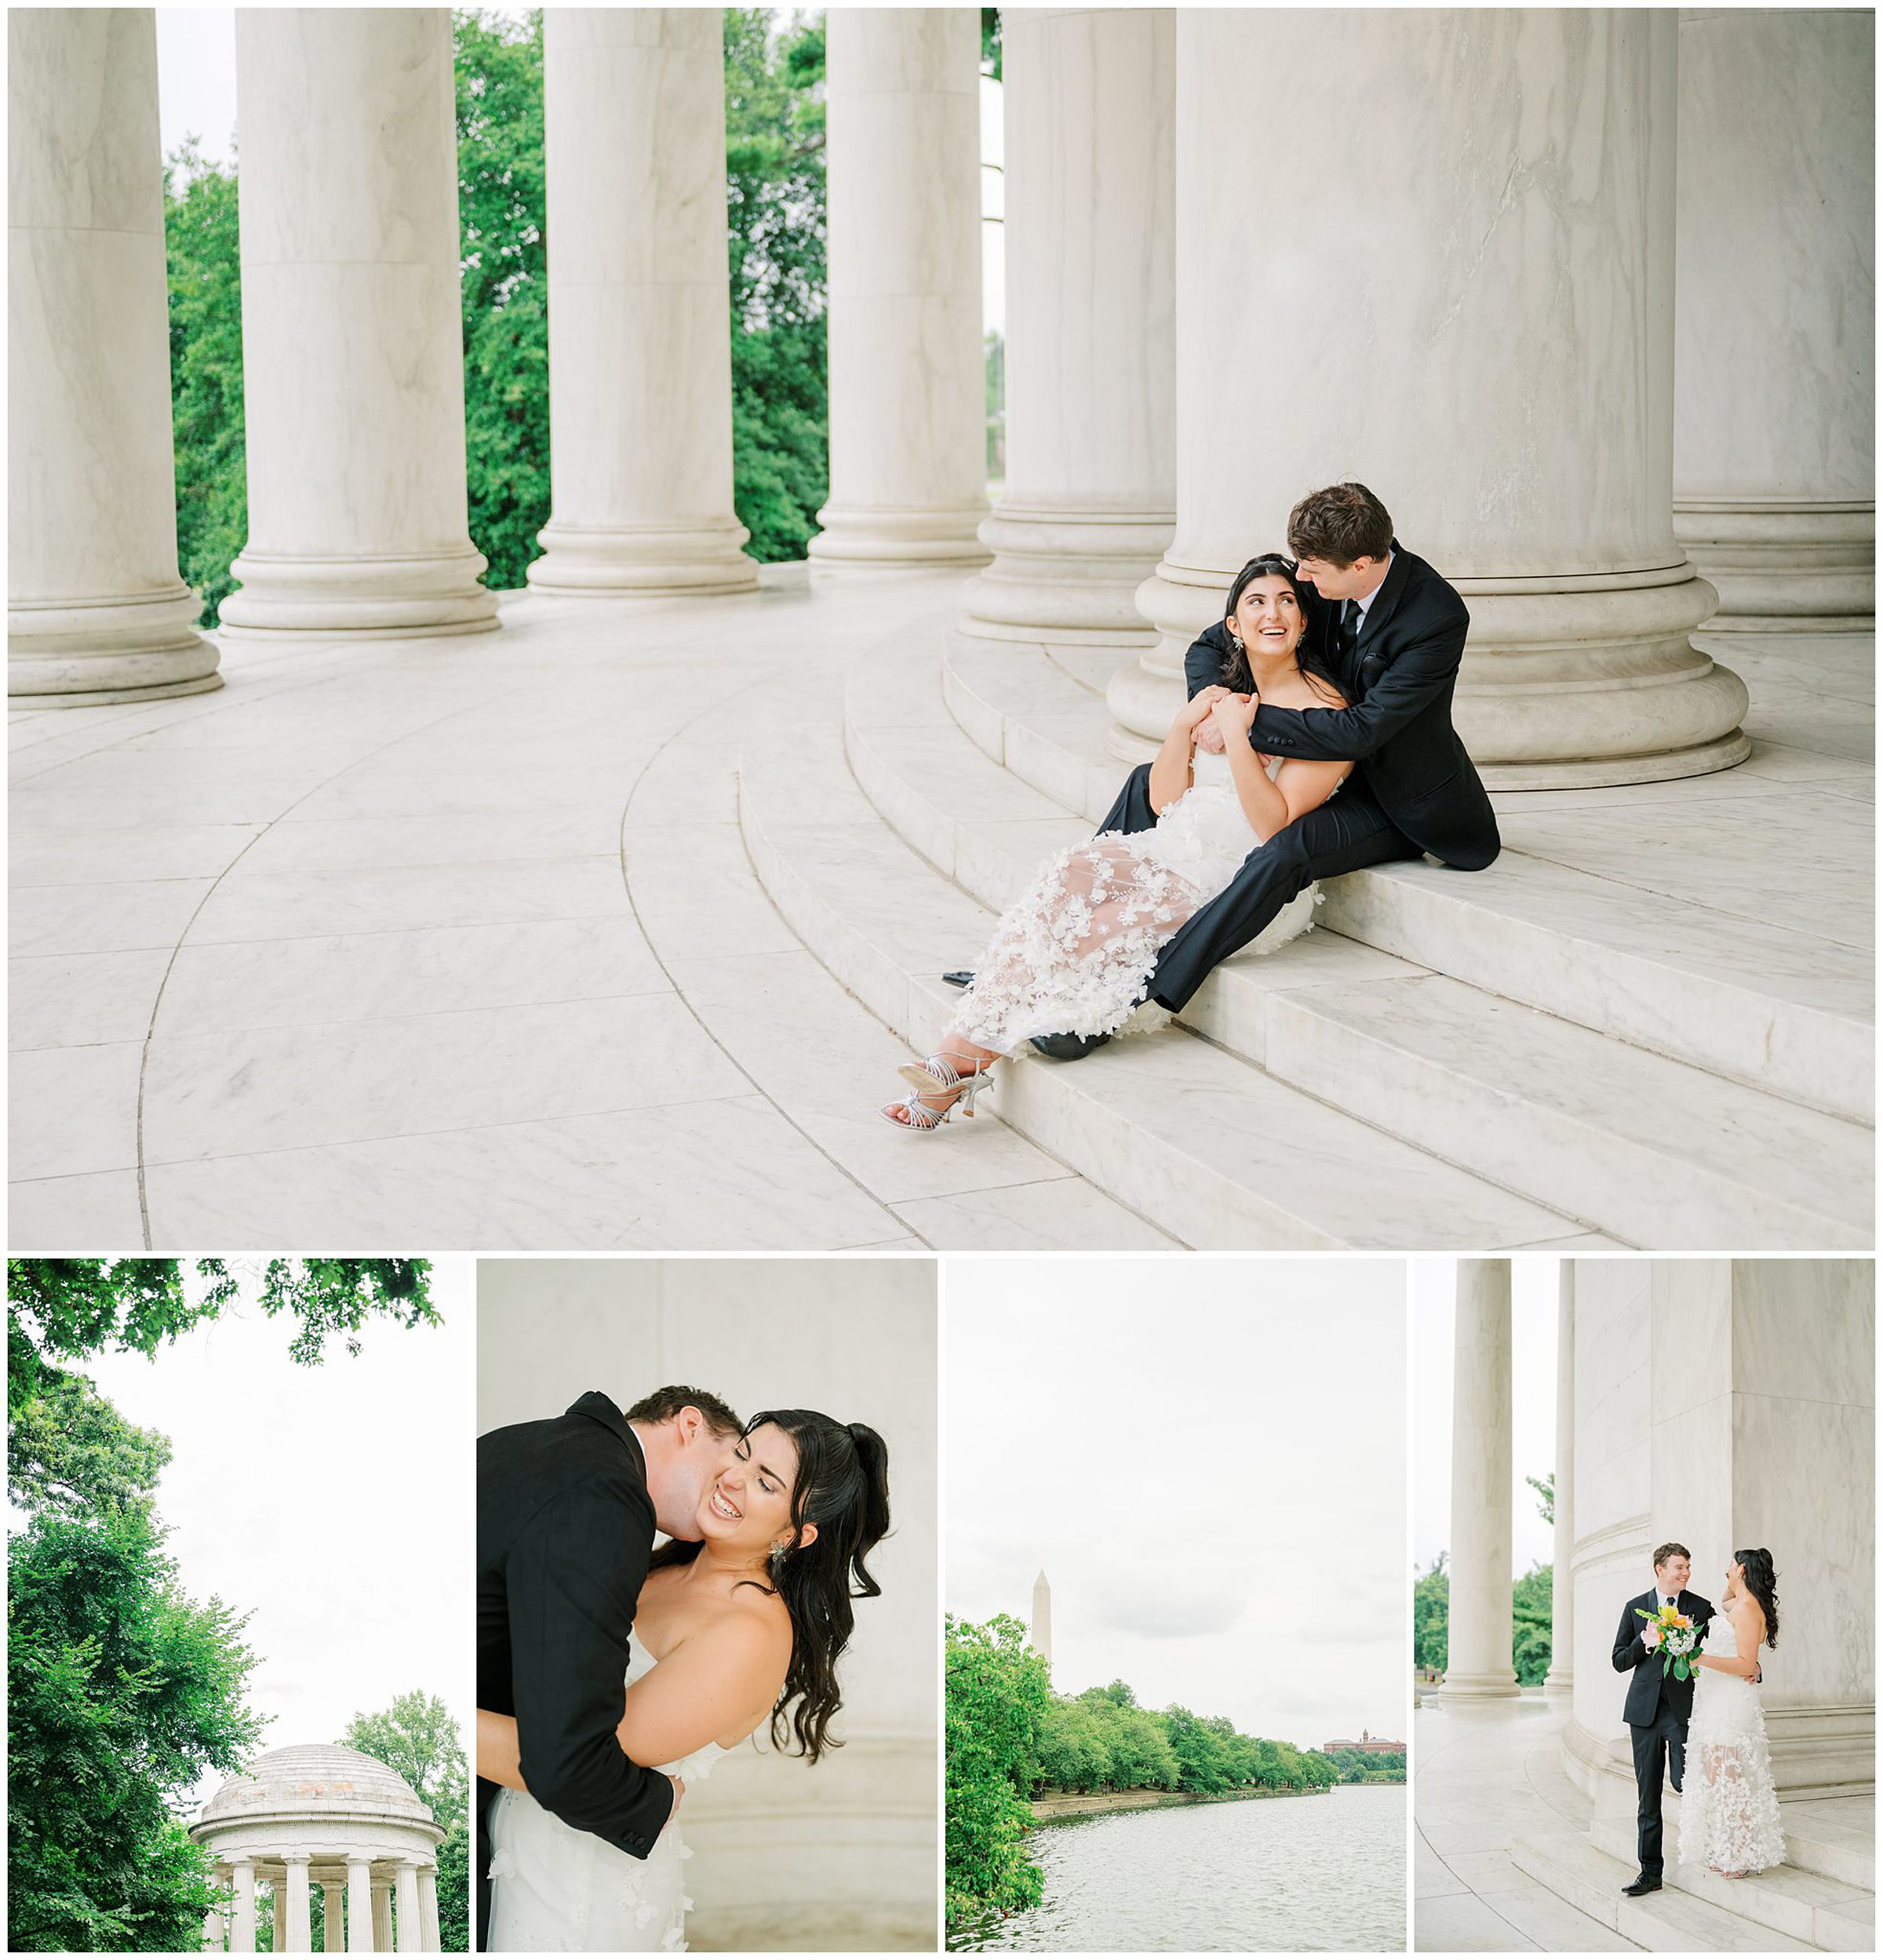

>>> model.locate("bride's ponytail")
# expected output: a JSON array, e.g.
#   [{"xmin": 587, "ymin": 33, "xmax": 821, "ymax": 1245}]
[{"xmin": 1734, "ymin": 1547, "xmax": 1780, "ymax": 1649}]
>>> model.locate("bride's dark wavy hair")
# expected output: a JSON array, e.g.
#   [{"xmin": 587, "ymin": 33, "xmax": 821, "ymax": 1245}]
[
  {"xmin": 1217, "ymin": 553, "xmax": 1345, "ymax": 703},
  {"xmin": 1733, "ymin": 1547, "xmax": 1780, "ymax": 1649},
  {"xmin": 650, "ymin": 1408, "xmax": 891, "ymax": 1764}
]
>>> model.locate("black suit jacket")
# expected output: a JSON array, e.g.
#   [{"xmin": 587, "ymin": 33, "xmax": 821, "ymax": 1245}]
[
  {"xmin": 477, "ymin": 1390, "xmax": 674, "ymax": 1862},
  {"xmin": 1612, "ymin": 1587, "xmax": 1715, "ymax": 1729},
  {"xmin": 1187, "ymin": 542, "xmax": 1500, "ymax": 869}
]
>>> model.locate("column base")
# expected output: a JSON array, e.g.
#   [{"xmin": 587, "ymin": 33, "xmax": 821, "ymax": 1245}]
[
  {"xmin": 526, "ymin": 518, "xmax": 758, "ymax": 597},
  {"xmin": 1120, "ymin": 555, "xmax": 1754, "ymax": 791},
  {"xmin": 956, "ymin": 501, "xmax": 1172, "ymax": 645},
  {"xmin": 1431, "ymin": 1670, "xmax": 1523, "ymax": 1700},
  {"xmin": 1674, "ymin": 498, "xmax": 1875, "ymax": 629},
  {"xmin": 1542, "ymin": 1667, "xmax": 1575, "ymax": 1699},
  {"xmin": 217, "ymin": 548, "xmax": 500, "ymax": 639},
  {"xmin": 807, "ymin": 502, "xmax": 992, "ymax": 573},
  {"xmin": 9, "ymin": 583, "xmax": 223, "ymax": 705}
]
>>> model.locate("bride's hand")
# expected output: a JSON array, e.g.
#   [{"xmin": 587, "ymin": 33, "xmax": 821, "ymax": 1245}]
[
  {"xmin": 1178, "ymin": 684, "xmax": 1232, "ymax": 734},
  {"xmin": 1211, "ymin": 692, "xmax": 1258, "ymax": 741}
]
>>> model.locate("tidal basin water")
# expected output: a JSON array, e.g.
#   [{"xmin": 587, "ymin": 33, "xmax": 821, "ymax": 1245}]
[{"xmin": 953, "ymin": 1783, "xmax": 1406, "ymax": 1952}]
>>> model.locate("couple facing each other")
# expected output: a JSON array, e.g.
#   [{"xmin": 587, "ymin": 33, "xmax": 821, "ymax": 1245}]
[
  {"xmin": 1615, "ymin": 1540, "xmax": 1786, "ymax": 1895},
  {"xmin": 883, "ymin": 478, "xmax": 1502, "ymax": 1129},
  {"xmin": 475, "ymin": 1386, "xmax": 891, "ymax": 1951}
]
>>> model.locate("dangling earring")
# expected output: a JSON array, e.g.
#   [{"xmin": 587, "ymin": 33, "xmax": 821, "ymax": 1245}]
[{"xmin": 770, "ymin": 1541, "xmax": 789, "ymax": 1577}]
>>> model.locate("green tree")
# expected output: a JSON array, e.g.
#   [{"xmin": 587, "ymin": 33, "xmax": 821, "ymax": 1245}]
[
  {"xmin": 1527, "ymin": 1471, "xmax": 1554, "ymax": 1528},
  {"xmin": 725, "ymin": 9, "xmax": 830, "ymax": 561},
  {"xmin": 341, "ymin": 1692, "xmax": 468, "ymax": 1951},
  {"xmin": 455, "ymin": 7, "xmax": 549, "ymax": 591},
  {"xmin": 1513, "ymin": 1563, "xmax": 1553, "ymax": 1686},
  {"xmin": 8, "ymin": 1494, "xmax": 264, "ymax": 1950},
  {"xmin": 945, "ymin": 1614, "xmax": 1049, "ymax": 1927},
  {"xmin": 1413, "ymin": 1551, "xmax": 1449, "ymax": 1671},
  {"xmin": 164, "ymin": 140, "xmax": 246, "ymax": 628}
]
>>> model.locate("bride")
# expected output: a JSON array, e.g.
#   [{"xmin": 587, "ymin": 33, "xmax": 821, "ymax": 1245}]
[
  {"xmin": 883, "ymin": 554, "xmax": 1353, "ymax": 1131},
  {"xmin": 478, "ymin": 1411, "xmax": 891, "ymax": 1951},
  {"xmin": 1679, "ymin": 1547, "xmax": 1786, "ymax": 1879}
]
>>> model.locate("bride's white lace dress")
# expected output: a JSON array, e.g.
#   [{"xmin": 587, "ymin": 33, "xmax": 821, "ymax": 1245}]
[
  {"xmin": 950, "ymin": 750, "xmax": 1323, "ymax": 1053},
  {"xmin": 1678, "ymin": 1613, "xmax": 1785, "ymax": 1876},
  {"xmin": 486, "ymin": 1640, "xmax": 726, "ymax": 1951}
]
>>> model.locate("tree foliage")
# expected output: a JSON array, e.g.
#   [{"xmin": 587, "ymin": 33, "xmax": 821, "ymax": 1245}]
[
  {"xmin": 945, "ymin": 1615, "xmax": 1048, "ymax": 1929},
  {"xmin": 341, "ymin": 1692, "xmax": 469, "ymax": 1951},
  {"xmin": 1411, "ymin": 1550, "xmax": 1555, "ymax": 1683},
  {"xmin": 8, "ymin": 1503, "xmax": 264, "ymax": 1951},
  {"xmin": 1035, "ymin": 1692, "xmax": 1338, "ymax": 1800}
]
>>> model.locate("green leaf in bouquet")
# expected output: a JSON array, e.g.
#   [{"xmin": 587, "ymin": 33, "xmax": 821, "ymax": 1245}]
[{"xmin": 1674, "ymin": 1657, "xmax": 1690, "ymax": 1681}]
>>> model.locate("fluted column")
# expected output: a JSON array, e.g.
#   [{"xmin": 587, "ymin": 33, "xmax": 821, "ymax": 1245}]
[
  {"xmin": 346, "ymin": 1857, "xmax": 373, "ymax": 1955},
  {"xmin": 268, "ymin": 1878, "xmax": 285, "ymax": 1954},
  {"xmin": 230, "ymin": 1859, "xmax": 257, "ymax": 1954},
  {"xmin": 1544, "ymin": 1262, "xmax": 1575, "ymax": 1697},
  {"xmin": 283, "ymin": 1854, "xmax": 312, "ymax": 1953},
  {"xmin": 958, "ymin": 7, "xmax": 1175, "ymax": 643},
  {"xmin": 1442, "ymin": 1259, "xmax": 1519, "ymax": 1698},
  {"xmin": 321, "ymin": 1879, "xmax": 344, "ymax": 1953},
  {"xmin": 1113, "ymin": 9, "xmax": 1750, "ymax": 788},
  {"xmin": 219, "ymin": 9, "xmax": 497, "ymax": 639},
  {"xmin": 6, "ymin": 9, "xmax": 220, "ymax": 705},
  {"xmin": 202, "ymin": 1873, "xmax": 226, "ymax": 1953},
  {"xmin": 371, "ymin": 1879, "xmax": 394, "ymax": 1955},
  {"xmin": 526, "ymin": 9, "xmax": 756, "ymax": 596},
  {"xmin": 392, "ymin": 1860, "xmax": 421, "ymax": 1954},
  {"xmin": 1674, "ymin": 9, "xmax": 1874, "ymax": 628},
  {"xmin": 809, "ymin": 8, "xmax": 989, "ymax": 570},
  {"xmin": 417, "ymin": 1864, "xmax": 439, "ymax": 1954}
]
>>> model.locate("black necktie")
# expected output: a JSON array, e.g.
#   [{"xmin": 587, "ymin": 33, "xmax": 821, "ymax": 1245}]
[{"xmin": 1338, "ymin": 600, "xmax": 1360, "ymax": 665}]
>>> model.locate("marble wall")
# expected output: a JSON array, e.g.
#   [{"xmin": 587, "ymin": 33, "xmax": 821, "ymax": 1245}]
[{"xmin": 478, "ymin": 1259, "xmax": 938, "ymax": 1950}]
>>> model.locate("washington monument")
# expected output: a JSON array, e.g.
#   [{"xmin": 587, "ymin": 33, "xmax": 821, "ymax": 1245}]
[{"xmin": 1031, "ymin": 1568, "xmax": 1052, "ymax": 1672}]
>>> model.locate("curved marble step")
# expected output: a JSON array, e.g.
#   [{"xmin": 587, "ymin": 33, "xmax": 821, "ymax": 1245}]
[
  {"xmin": 852, "ymin": 643, "xmax": 1871, "ymax": 1249},
  {"xmin": 739, "ymin": 665, "xmax": 1593, "ymax": 1251},
  {"xmin": 1513, "ymin": 1827, "xmax": 1864, "ymax": 1952},
  {"xmin": 941, "ymin": 629, "xmax": 1875, "ymax": 1125}
]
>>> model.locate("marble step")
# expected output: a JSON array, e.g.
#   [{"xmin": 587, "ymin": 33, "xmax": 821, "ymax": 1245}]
[
  {"xmin": 940, "ymin": 630, "xmax": 1874, "ymax": 1123},
  {"xmin": 850, "ymin": 645, "xmax": 1871, "ymax": 1249},
  {"xmin": 1511, "ymin": 1831, "xmax": 1796, "ymax": 1951},
  {"xmin": 1513, "ymin": 1827, "xmax": 1863, "ymax": 1952},
  {"xmin": 740, "ymin": 668, "xmax": 1593, "ymax": 1251}
]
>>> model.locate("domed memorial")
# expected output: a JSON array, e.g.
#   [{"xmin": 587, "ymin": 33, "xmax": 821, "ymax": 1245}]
[{"xmin": 191, "ymin": 1743, "xmax": 444, "ymax": 1952}]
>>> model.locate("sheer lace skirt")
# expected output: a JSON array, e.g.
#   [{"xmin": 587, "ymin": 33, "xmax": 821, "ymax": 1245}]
[
  {"xmin": 948, "ymin": 836, "xmax": 1207, "ymax": 1055},
  {"xmin": 1677, "ymin": 1681, "xmax": 1786, "ymax": 1876}
]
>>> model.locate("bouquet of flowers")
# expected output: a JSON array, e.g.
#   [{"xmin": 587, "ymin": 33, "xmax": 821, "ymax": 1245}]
[{"xmin": 1637, "ymin": 1602, "xmax": 1702, "ymax": 1679}]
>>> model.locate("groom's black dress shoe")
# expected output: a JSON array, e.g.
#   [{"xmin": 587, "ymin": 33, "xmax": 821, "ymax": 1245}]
[
  {"xmin": 1622, "ymin": 1873, "xmax": 1662, "ymax": 1896},
  {"xmin": 1028, "ymin": 1030, "xmax": 1111, "ymax": 1061},
  {"xmin": 942, "ymin": 970, "xmax": 974, "ymax": 989}
]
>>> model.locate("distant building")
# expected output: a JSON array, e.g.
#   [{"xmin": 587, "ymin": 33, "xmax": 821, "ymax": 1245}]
[
  {"xmin": 1322, "ymin": 1729, "xmax": 1405, "ymax": 1754},
  {"xmin": 1030, "ymin": 1569, "xmax": 1052, "ymax": 1674}
]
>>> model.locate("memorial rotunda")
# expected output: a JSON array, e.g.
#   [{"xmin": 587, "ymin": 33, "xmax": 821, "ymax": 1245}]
[{"xmin": 190, "ymin": 1743, "xmax": 444, "ymax": 1954}]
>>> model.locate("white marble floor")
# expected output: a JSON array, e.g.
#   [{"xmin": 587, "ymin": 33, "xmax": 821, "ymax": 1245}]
[
  {"xmin": 8, "ymin": 570, "xmax": 1172, "ymax": 1250},
  {"xmin": 9, "ymin": 575, "xmax": 1873, "ymax": 1252}
]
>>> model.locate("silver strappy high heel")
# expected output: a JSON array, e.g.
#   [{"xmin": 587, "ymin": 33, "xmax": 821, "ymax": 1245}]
[{"xmin": 880, "ymin": 1054, "xmax": 997, "ymax": 1131}]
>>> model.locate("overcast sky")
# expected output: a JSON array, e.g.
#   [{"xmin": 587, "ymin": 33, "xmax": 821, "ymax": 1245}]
[
  {"xmin": 1411, "ymin": 1257, "xmax": 1560, "ymax": 1582},
  {"xmin": 946, "ymin": 1259, "xmax": 1408, "ymax": 1751},
  {"xmin": 153, "ymin": 8, "xmax": 1009, "ymax": 332},
  {"xmin": 78, "ymin": 1259, "xmax": 473, "ymax": 1816}
]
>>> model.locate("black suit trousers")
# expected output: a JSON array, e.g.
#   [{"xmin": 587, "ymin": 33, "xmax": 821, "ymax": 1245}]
[
  {"xmin": 1631, "ymin": 1703, "xmax": 1688, "ymax": 1875},
  {"xmin": 1095, "ymin": 763, "xmax": 1422, "ymax": 1011}
]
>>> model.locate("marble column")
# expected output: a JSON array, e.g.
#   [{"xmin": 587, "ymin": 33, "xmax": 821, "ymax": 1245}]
[
  {"xmin": 392, "ymin": 1860, "xmax": 421, "ymax": 1954},
  {"xmin": 283, "ymin": 1855, "xmax": 312, "ymax": 1953},
  {"xmin": 957, "ymin": 7, "xmax": 1175, "ymax": 643},
  {"xmin": 229, "ymin": 1860, "xmax": 257, "ymax": 1954},
  {"xmin": 1673, "ymin": 10, "xmax": 1874, "ymax": 628},
  {"xmin": 268, "ymin": 1878, "xmax": 285, "ymax": 1954},
  {"xmin": 417, "ymin": 1863, "xmax": 439, "ymax": 1954},
  {"xmin": 345, "ymin": 1857, "xmax": 373, "ymax": 1955},
  {"xmin": 1544, "ymin": 1262, "xmax": 1575, "ymax": 1697},
  {"xmin": 219, "ymin": 9, "xmax": 497, "ymax": 639},
  {"xmin": 7, "ymin": 8, "xmax": 220, "ymax": 705},
  {"xmin": 371, "ymin": 1880, "xmax": 394, "ymax": 1955},
  {"xmin": 320, "ymin": 1879, "xmax": 344, "ymax": 1954},
  {"xmin": 526, "ymin": 9, "xmax": 756, "ymax": 596},
  {"xmin": 1113, "ymin": 8, "xmax": 1750, "ymax": 787},
  {"xmin": 1442, "ymin": 1259, "xmax": 1519, "ymax": 1698},
  {"xmin": 202, "ymin": 1877, "xmax": 225, "ymax": 1954},
  {"xmin": 809, "ymin": 8, "xmax": 990, "ymax": 570}
]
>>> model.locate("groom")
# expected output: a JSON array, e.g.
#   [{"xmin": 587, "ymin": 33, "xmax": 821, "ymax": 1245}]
[
  {"xmin": 1612, "ymin": 1541, "xmax": 1715, "ymax": 1896},
  {"xmin": 476, "ymin": 1384, "xmax": 744, "ymax": 1946},
  {"xmin": 1003, "ymin": 480, "xmax": 1502, "ymax": 1057}
]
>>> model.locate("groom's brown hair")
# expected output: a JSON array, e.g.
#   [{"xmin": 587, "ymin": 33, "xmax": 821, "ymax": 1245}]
[
  {"xmin": 1652, "ymin": 1540, "xmax": 1692, "ymax": 1568},
  {"xmin": 625, "ymin": 1383, "xmax": 743, "ymax": 1440},
  {"xmin": 1288, "ymin": 482, "xmax": 1394, "ymax": 565}
]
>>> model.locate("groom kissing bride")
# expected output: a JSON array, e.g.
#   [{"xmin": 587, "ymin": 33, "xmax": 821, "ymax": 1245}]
[{"xmin": 476, "ymin": 1385, "xmax": 891, "ymax": 1951}]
